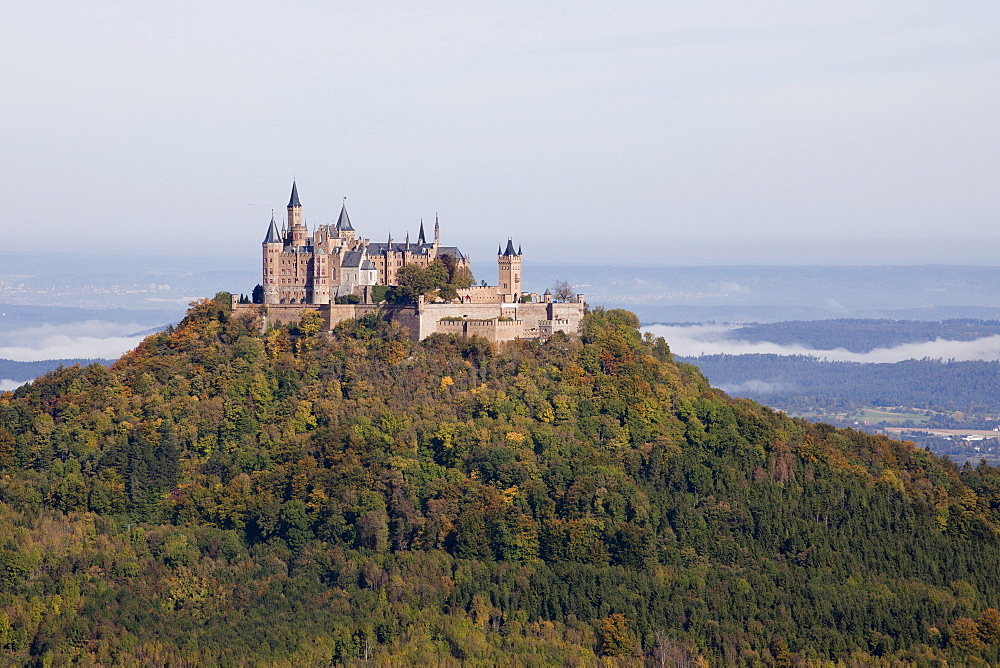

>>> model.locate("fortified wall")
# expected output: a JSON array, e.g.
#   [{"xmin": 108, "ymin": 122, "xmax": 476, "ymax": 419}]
[{"xmin": 233, "ymin": 294, "xmax": 585, "ymax": 343}]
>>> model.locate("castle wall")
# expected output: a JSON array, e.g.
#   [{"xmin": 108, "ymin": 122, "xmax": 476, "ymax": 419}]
[
  {"xmin": 434, "ymin": 318, "xmax": 526, "ymax": 345},
  {"xmin": 455, "ymin": 286, "xmax": 502, "ymax": 304}
]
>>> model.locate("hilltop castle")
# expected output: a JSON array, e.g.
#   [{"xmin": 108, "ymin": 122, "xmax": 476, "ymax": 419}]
[{"xmin": 235, "ymin": 181, "xmax": 583, "ymax": 343}]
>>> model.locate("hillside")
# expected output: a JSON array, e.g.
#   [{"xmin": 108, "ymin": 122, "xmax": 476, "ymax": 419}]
[{"xmin": 3, "ymin": 294, "xmax": 1000, "ymax": 663}]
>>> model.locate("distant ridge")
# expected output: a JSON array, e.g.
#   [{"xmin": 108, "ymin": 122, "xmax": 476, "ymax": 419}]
[{"xmin": 0, "ymin": 357, "xmax": 114, "ymax": 383}]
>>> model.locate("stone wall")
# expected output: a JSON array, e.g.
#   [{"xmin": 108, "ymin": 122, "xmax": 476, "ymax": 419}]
[
  {"xmin": 434, "ymin": 318, "xmax": 526, "ymax": 345},
  {"xmin": 232, "ymin": 293, "xmax": 584, "ymax": 342},
  {"xmin": 455, "ymin": 285, "xmax": 502, "ymax": 304}
]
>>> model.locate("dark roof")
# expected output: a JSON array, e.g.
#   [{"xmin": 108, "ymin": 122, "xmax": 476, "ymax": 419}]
[
  {"xmin": 365, "ymin": 241, "xmax": 439, "ymax": 256},
  {"xmin": 288, "ymin": 181, "xmax": 301, "ymax": 208},
  {"xmin": 336, "ymin": 203, "xmax": 354, "ymax": 231},
  {"xmin": 437, "ymin": 246, "xmax": 464, "ymax": 260},
  {"xmin": 418, "ymin": 220, "xmax": 426, "ymax": 244},
  {"xmin": 263, "ymin": 215, "xmax": 282, "ymax": 244},
  {"xmin": 361, "ymin": 259, "xmax": 376, "ymax": 270},
  {"xmin": 341, "ymin": 250, "xmax": 364, "ymax": 268},
  {"xmin": 502, "ymin": 239, "xmax": 517, "ymax": 257}
]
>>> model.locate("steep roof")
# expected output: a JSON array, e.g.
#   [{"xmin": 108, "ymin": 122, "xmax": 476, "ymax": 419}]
[
  {"xmin": 418, "ymin": 220, "xmax": 426, "ymax": 244},
  {"xmin": 341, "ymin": 250, "xmax": 364, "ymax": 268},
  {"xmin": 288, "ymin": 180, "xmax": 301, "ymax": 208},
  {"xmin": 336, "ymin": 203, "xmax": 354, "ymax": 231},
  {"xmin": 263, "ymin": 215, "xmax": 282, "ymax": 244},
  {"xmin": 437, "ymin": 246, "xmax": 464, "ymax": 260},
  {"xmin": 502, "ymin": 239, "xmax": 518, "ymax": 257}
]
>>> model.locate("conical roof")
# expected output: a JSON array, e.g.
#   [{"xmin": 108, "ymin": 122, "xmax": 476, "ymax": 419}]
[
  {"xmin": 336, "ymin": 202, "xmax": 354, "ymax": 231},
  {"xmin": 288, "ymin": 180, "xmax": 301, "ymax": 208},
  {"xmin": 502, "ymin": 239, "xmax": 518, "ymax": 256},
  {"xmin": 263, "ymin": 214, "xmax": 282, "ymax": 244}
]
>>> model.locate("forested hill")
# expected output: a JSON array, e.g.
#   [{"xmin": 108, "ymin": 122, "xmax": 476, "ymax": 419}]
[
  {"xmin": 729, "ymin": 318, "xmax": 1000, "ymax": 353},
  {"xmin": 684, "ymin": 354, "xmax": 1000, "ymax": 414},
  {"xmin": 0, "ymin": 358, "xmax": 113, "ymax": 382},
  {"xmin": 4, "ymin": 295, "xmax": 1000, "ymax": 663}
]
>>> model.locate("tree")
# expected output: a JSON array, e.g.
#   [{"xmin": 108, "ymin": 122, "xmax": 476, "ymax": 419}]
[
  {"xmin": 598, "ymin": 613, "xmax": 635, "ymax": 657},
  {"xmin": 392, "ymin": 260, "xmax": 460, "ymax": 302},
  {"xmin": 552, "ymin": 280, "xmax": 575, "ymax": 302},
  {"xmin": 980, "ymin": 608, "xmax": 1000, "ymax": 644},
  {"xmin": 951, "ymin": 617, "xmax": 982, "ymax": 651},
  {"xmin": 297, "ymin": 310, "xmax": 324, "ymax": 337},
  {"xmin": 252, "ymin": 284, "xmax": 264, "ymax": 304},
  {"xmin": 440, "ymin": 254, "xmax": 474, "ymax": 289}
]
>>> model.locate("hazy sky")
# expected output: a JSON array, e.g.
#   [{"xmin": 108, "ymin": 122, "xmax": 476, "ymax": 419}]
[{"xmin": 3, "ymin": 1, "xmax": 999, "ymax": 265}]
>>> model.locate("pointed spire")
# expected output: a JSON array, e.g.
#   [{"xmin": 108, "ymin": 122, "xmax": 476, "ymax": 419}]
[
  {"xmin": 498, "ymin": 244, "xmax": 503, "ymax": 255},
  {"xmin": 418, "ymin": 219, "xmax": 426, "ymax": 244},
  {"xmin": 434, "ymin": 214, "xmax": 439, "ymax": 230},
  {"xmin": 503, "ymin": 238, "xmax": 517, "ymax": 257},
  {"xmin": 336, "ymin": 198, "xmax": 354, "ymax": 231},
  {"xmin": 518, "ymin": 245, "xmax": 522, "ymax": 256},
  {"xmin": 263, "ymin": 213, "xmax": 282, "ymax": 244},
  {"xmin": 288, "ymin": 180, "xmax": 301, "ymax": 208}
]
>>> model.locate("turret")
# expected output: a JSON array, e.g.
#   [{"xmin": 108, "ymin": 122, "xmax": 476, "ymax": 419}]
[
  {"xmin": 335, "ymin": 199, "xmax": 355, "ymax": 244},
  {"xmin": 287, "ymin": 180, "xmax": 307, "ymax": 247},
  {"xmin": 262, "ymin": 212, "xmax": 283, "ymax": 304},
  {"xmin": 418, "ymin": 220, "xmax": 426, "ymax": 245},
  {"xmin": 434, "ymin": 216, "xmax": 440, "ymax": 248}
]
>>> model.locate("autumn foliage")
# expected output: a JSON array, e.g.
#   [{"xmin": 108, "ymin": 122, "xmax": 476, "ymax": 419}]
[{"xmin": 2, "ymin": 295, "xmax": 1000, "ymax": 662}]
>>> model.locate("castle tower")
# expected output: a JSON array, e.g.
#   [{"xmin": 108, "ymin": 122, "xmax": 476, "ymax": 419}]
[
  {"xmin": 498, "ymin": 238, "xmax": 522, "ymax": 302},
  {"xmin": 287, "ymin": 180, "xmax": 307, "ymax": 247},
  {"xmin": 335, "ymin": 199, "xmax": 355, "ymax": 244},
  {"xmin": 434, "ymin": 216, "xmax": 440, "ymax": 248},
  {"xmin": 262, "ymin": 212, "xmax": 283, "ymax": 304},
  {"xmin": 311, "ymin": 246, "xmax": 330, "ymax": 305}
]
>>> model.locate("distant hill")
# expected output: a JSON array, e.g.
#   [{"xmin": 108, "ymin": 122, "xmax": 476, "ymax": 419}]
[
  {"xmin": 727, "ymin": 318, "xmax": 1000, "ymax": 353},
  {"xmin": 2, "ymin": 296, "xmax": 1000, "ymax": 663},
  {"xmin": 0, "ymin": 357, "xmax": 114, "ymax": 382},
  {"xmin": 683, "ymin": 353, "xmax": 1000, "ymax": 415}
]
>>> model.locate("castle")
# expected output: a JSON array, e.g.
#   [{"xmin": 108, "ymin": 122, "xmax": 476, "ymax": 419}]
[{"xmin": 234, "ymin": 181, "xmax": 584, "ymax": 343}]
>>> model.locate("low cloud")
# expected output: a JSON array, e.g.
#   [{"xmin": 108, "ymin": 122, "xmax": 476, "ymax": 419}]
[
  {"xmin": 643, "ymin": 325, "xmax": 1000, "ymax": 363},
  {"xmin": 718, "ymin": 380, "xmax": 792, "ymax": 395},
  {"xmin": 0, "ymin": 321, "xmax": 145, "ymax": 362},
  {"xmin": 0, "ymin": 379, "xmax": 27, "ymax": 392},
  {"xmin": 717, "ymin": 281, "xmax": 749, "ymax": 295}
]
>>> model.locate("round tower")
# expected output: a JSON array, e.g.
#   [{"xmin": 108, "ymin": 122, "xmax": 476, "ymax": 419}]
[{"xmin": 262, "ymin": 213, "xmax": 284, "ymax": 304}]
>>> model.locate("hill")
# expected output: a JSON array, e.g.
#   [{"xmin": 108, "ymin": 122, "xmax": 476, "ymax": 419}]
[
  {"xmin": 3, "ymin": 294, "xmax": 1000, "ymax": 663},
  {"xmin": 684, "ymin": 354, "xmax": 1000, "ymax": 415},
  {"xmin": 726, "ymin": 318, "xmax": 1000, "ymax": 354},
  {"xmin": 0, "ymin": 358, "xmax": 114, "ymax": 383}
]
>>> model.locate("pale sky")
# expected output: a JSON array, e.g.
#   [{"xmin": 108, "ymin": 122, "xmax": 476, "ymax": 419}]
[{"xmin": 3, "ymin": 1, "xmax": 999, "ymax": 265}]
